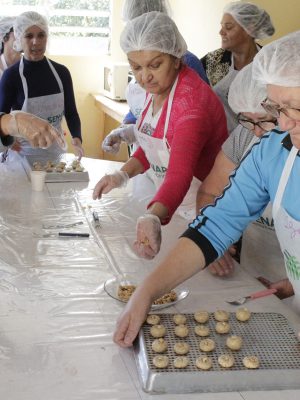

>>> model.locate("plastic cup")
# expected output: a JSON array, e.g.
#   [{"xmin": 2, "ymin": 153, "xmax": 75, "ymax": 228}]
[{"xmin": 30, "ymin": 170, "xmax": 46, "ymax": 191}]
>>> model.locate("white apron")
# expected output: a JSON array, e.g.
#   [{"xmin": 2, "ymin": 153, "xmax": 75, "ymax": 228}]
[
  {"xmin": 125, "ymin": 78, "xmax": 146, "ymax": 120},
  {"xmin": 240, "ymin": 136, "xmax": 286, "ymax": 282},
  {"xmin": 18, "ymin": 56, "xmax": 67, "ymax": 158},
  {"xmin": 134, "ymin": 77, "xmax": 200, "ymax": 221},
  {"xmin": 273, "ymin": 146, "xmax": 300, "ymax": 312},
  {"xmin": 213, "ymin": 64, "xmax": 238, "ymax": 134}
]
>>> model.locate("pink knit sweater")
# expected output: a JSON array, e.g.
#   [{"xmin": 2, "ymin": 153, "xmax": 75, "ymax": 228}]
[{"xmin": 132, "ymin": 65, "xmax": 228, "ymax": 224}]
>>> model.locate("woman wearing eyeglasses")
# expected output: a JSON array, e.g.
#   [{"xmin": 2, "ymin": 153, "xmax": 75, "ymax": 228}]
[
  {"xmin": 196, "ymin": 62, "xmax": 286, "ymax": 287},
  {"xmin": 114, "ymin": 31, "xmax": 300, "ymax": 347}
]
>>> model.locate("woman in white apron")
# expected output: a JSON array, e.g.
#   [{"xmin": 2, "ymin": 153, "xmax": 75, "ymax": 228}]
[
  {"xmin": 0, "ymin": 11, "xmax": 83, "ymax": 160},
  {"xmin": 113, "ymin": 32, "xmax": 300, "ymax": 348},
  {"xmin": 0, "ymin": 17, "xmax": 21, "ymax": 79},
  {"xmin": 93, "ymin": 12, "xmax": 228, "ymax": 260},
  {"xmin": 201, "ymin": 2, "xmax": 274, "ymax": 133}
]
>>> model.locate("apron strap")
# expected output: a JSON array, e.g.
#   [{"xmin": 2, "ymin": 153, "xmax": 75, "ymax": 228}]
[
  {"xmin": 162, "ymin": 76, "xmax": 178, "ymax": 151},
  {"xmin": 1, "ymin": 54, "xmax": 8, "ymax": 70}
]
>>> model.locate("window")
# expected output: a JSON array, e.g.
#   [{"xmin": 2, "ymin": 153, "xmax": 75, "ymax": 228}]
[{"xmin": 0, "ymin": 0, "xmax": 111, "ymax": 56}]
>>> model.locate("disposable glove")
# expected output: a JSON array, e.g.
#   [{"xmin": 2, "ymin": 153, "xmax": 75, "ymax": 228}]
[
  {"xmin": 133, "ymin": 214, "xmax": 161, "ymax": 259},
  {"xmin": 72, "ymin": 137, "xmax": 84, "ymax": 160},
  {"xmin": 8, "ymin": 111, "xmax": 65, "ymax": 149},
  {"xmin": 93, "ymin": 171, "xmax": 129, "ymax": 200},
  {"xmin": 102, "ymin": 124, "xmax": 136, "ymax": 154},
  {"xmin": 207, "ymin": 249, "xmax": 235, "ymax": 276}
]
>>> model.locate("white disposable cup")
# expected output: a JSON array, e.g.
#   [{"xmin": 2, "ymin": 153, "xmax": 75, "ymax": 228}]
[{"xmin": 30, "ymin": 170, "xmax": 46, "ymax": 191}]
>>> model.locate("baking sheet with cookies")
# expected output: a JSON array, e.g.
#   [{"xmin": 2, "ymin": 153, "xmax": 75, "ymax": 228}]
[
  {"xmin": 22, "ymin": 155, "xmax": 89, "ymax": 182},
  {"xmin": 134, "ymin": 312, "xmax": 300, "ymax": 393}
]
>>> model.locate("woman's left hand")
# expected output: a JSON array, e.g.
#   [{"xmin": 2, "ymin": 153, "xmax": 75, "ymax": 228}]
[
  {"xmin": 72, "ymin": 137, "xmax": 84, "ymax": 160},
  {"xmin": 133, "ymin": 214, "xmax": 161, "ymax": 259}
]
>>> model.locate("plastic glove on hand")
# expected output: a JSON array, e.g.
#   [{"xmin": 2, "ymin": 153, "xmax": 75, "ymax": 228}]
[
  {"xmin": 93, "ymin": 171, "xmax": 129, "ymax": 200},
  {"xmin": 133, "ymin": 214, "xmax": 161, "ymax": 259},
  {"xmin": 8, "ymin": 111, "xmax": 65, "ymax": 149},
  {"xmin": 208, "ymin": 250, "xmax": 235, "ymax": 277},
  {"xmin": 72, "ymin": 137, "xmax": 84, "ymax": 160},
  {"xmin": 102, "ymin": 124, "xmax": 136, "ymax": 154}
]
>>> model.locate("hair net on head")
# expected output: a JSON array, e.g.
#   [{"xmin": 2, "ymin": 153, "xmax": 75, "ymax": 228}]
[
  {"xmin": 122, "ymin": 0, "xmax": 172, "ymax": 22},
  {"xmin": 13, "ymin": 11, "xmax": 48, "ymax": 52},
  {"xmin": 120, "ymin": 11, "xmax": 187, "ymax": 58},
  {"xmin": 228, "ymin": 63, "xmax": 266, "ymax": 114},
  {"xmin": 252, "ymin": 30, "xmax": 300, "ymax": 87},
  {"xmin": 0, "ymin": 17, "xmax": 15, "ymax": 43},
  {"xmin": 223, "ymin": 1, "xmax": 274, "ymax": 40}
]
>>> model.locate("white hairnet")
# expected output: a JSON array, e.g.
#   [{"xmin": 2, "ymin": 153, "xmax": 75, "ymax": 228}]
[
  {"xmin": 122, "ymin": 0, "xmax": 172, "ymax": 22},
  {"xmin": 13, "ymin": 11, "xmax": 48, "ymax": 52},
  {"xmin": 228, "ymin": 63, "xmax": 266, "ymax": 114},
  {"xmin": 120, "ymin": 11, "xmax": 187, "ymax": 58},
  {"xmin": 0, "ymin": 17, "xmax": 15, "ymax": 43},
  {"xmin": 223, "ymin": 1, "xmax": 274, "ymax": 40},
  {"xmin": 252, "ymin": 30, "xmax": 300, "ymax": 87}
]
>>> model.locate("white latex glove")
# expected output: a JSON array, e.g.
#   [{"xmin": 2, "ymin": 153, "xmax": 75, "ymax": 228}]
[
  {"xmin": 102, "ymin": 124, "xmax": 136, "ymax": 154},
  {"xmin": 133, "ymin": 214, "xmax": 161, "ymax": 259},
  {"xmin": 93, "ymin": 171, "xmax": 129, "ymax": 200},
  {"xmin": 8, "ymin": 111, "xmax": 65, "ymax": 149},
  {"xmin": 207, "ymin": 249, "xmax": 235, "ymax": 277},
  {"xmin": 72, "ymin": 137, "xmax": 84, "ymax": 160}
]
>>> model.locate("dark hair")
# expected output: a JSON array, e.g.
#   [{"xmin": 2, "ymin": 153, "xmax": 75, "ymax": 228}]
[{"xmin": 1, "ymin": 27, "xmax": 13, "ymax": 55}]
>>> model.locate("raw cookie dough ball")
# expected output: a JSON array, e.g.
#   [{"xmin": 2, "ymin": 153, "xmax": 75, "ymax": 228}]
[
  {"xmin": 173, "ymin": 314, "xmax": 187, "ymax": 325},
  {"xmin": 151, "ymin": 338, "xmax": 168, "ymax": 353},
  {"xmin": 146, "ymin": 314, "xmax": 161, "ymax": 325},
  {"xmin": 218, "ymin": 354, "xmax": 235, "ymax": 368},
  {"xmin": 153, "ymin": 355, "xmax": 169, "ymax": 368},
  {"xmin": 195, "ymin": 355, "xmax": 213, "ymax": 370},
  {"xmin": 174, "ymin": 342, "xmax": 190, "ymax": 355},
  {"xmin": 243, "ymin": 355, "xmax": 260, "ymax": 369},
  {"xmin": 150, "ymin": 324, "xmax": 166, "ymax": 338},
  {"xmin": 174, "ymin": 324, "xmax": 189, "ymax": 338},
  {"xmin": 199, "ymin": 338, "xmax": 215, "ymax": 352},
  {"xmin": 215, "ymin": 321, "xmax": 231, "ymax": 334},
  {"xmin": 194, "ymin": 324, "xmax": 210, "ymax": 337},
  {"xmin": 194, "ymin": 310, "xmax": 209, "ymax": 323},
  {"xmin": 214, "ymin": 310, "xmax": 229, "ymax": 322},
  {"xmin": 173, "ymin": 356, "xmax": 189, "ymax": 369},
  {"xmin": 236, "ymin": 307, "xmax": 251, "ymax": 322},
  {"xmin": 226, "ymin": 335, "xmax": 243, "ymax": 350}
]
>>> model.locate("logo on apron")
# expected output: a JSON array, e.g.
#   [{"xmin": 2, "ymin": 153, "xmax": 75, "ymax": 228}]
[{"xmin": 284, "ymin": 250, "xmax": 300, "ymax": 280}]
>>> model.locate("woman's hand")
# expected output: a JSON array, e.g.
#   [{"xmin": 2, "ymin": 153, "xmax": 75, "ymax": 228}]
[
  {"xmin": 102, "ymin": 124, "xmax": 136, "ymax": 154},
  {"xmin": 207, "ymin": 249, "xmax": 235, "ymax": 276},
  {"xmin": 92, "ymin": 171, "xmax": 129, "ymax": 200},
  {"xmin": 257, "ymin": 277, "xmax": 294, "ymax": 300},
  {"xmin": 133, "ymin": 214, "xmax": 161, "ymax": 259},
  {"xmin": 71, "ymin": 137, "xmax": 84, "ymax": 160}
]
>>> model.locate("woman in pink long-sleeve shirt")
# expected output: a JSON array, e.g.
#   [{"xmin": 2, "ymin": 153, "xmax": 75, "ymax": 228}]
[{"xmin": 93, "ymin": 12, "xmax": 227, "ymax": 259}]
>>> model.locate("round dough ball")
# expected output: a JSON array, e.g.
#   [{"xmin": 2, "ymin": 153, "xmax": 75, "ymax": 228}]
[
  {"xmin": 218, "ymin": 354, "xmax": 235, "ymax": 368},
  {"xmin": 151, "ymin": 338, "xmax": 168, "ymax": 353},
  {"xmin": 214, "ymin": 310, "xmax": 229, "ymax": 322},
  {"xmin": 194, "ymin": 324, "xmax": 210, "ymax": 337},
  {"xmin": 173, "ymin": 342, "xmax": 190, "ymax": 355},
  {"xmin": 174, "ymin": 324, "xmax": 189, "ymax": 338},
  {"xmin": 215, "ymin": 321, "xmax": 231, "ymax": 334},
  {"xmin": 173, "ymin": 314, "xmax": 187, "ymax": 325},
  {"xmin": 236, "ymin": 307, "xmax": 251, "ymax": 322},
  {"xmin": 243, "ymin": 355, "xmax": 260, "ymax": 369},
  {"xmin": 226, "ymin": 335, "xmax": 243, "ymax": 350},
  {"xmin": 194, "ymin": 310, "xmax": 209, "ymax": 323},
  {"xmin": 173, "ymin": 356, "xmax": 189, "ymax": 369},
  {"xmin": 199, "ymin": 338, "xmax": 215, "ymax": 352},
  {"xmin": 153, "ymin": 355, "xmax": 169, "ymax": 368},
  {"xmin": 146, "ymin": 314, "xmax": 161, "ymax": 325},
  {"xmin": 150, "ymin": 324, "xmax": 166, "ymax": 338},
  {"xmin": 195, "ymin": 355, "xmax": 212, "ymax": 370}
]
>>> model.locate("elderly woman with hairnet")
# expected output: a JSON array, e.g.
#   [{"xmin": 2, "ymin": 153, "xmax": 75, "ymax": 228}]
[
  {"xmin": 196, "ymin": 62, "xmax": 287, "ymax": 290},
  {"xmin": 0, "ymin": 11, "xmax": 83, "ymax": 159},
  {"xmin": 0, "ymin": 17, "xmax": 21, "ymax": 79},
  {"xmin": 93, "ymin": 12, "xmax": 228, "ymax": 259},
  {"xmin": 201, "ymin": 1, "xmax": 274, "ymax": 133},
  {"xmin": 102, "ymin": 0, "xmax": 209, "ymax": 155},
  {"xmin": 113, "ymin": 30, "xmax": 300, "ymax": 347}
]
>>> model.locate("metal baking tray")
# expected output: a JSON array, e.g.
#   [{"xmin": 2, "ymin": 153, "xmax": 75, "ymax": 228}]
[
  {"xmin": 22, "ymin": 155, "xmax": 89, "ymax": 182},
  {"xmin": 134, "ymin": 312, "xmax": 300, "ymax": 393}
]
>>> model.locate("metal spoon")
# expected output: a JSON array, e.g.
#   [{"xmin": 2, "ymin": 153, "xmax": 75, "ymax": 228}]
[{"xmin": 226, "ymin": 288, "xmax": 277, "ymax": 306}]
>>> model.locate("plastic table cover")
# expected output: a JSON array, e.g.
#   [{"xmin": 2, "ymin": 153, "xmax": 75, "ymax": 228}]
[{"xmin": 0, "ymin": 152, "xmax": 300, "ymax": 400}]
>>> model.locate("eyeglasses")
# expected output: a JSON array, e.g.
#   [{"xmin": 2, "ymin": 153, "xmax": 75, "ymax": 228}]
[
  {"xmin": 261, "ymin": 99, "xmax": 300, "ymax": 120},
  {"xmin": 237, "ymin": 114, "xmax": 277, "ymax": 132}
]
